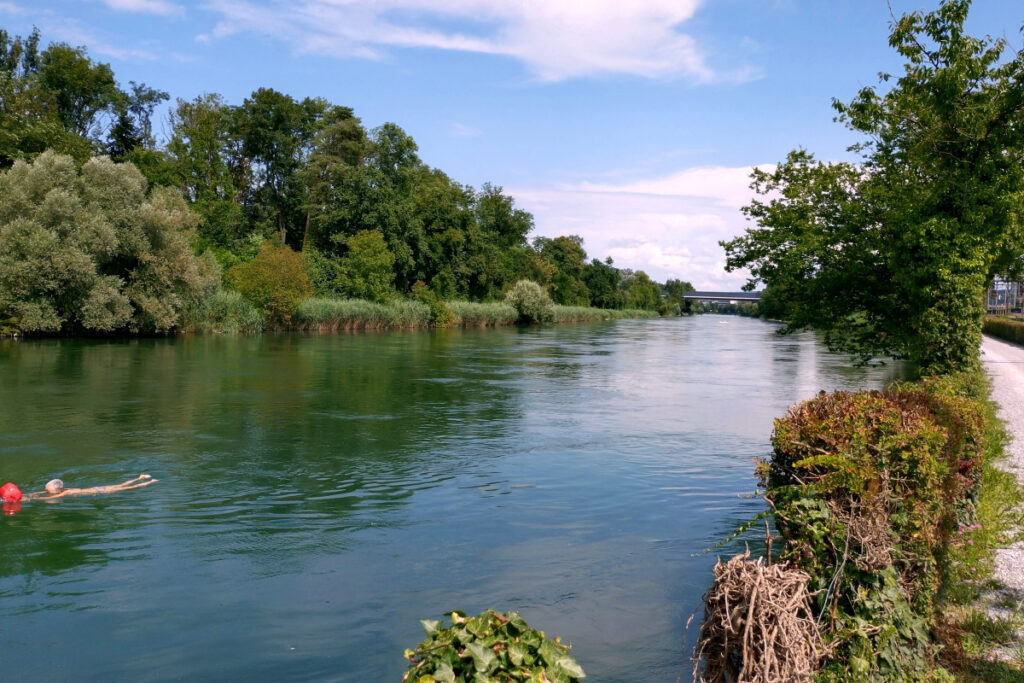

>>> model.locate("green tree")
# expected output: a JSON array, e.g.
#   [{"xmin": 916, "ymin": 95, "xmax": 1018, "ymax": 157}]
[
  {"xmin": 338, "ymin": 229, "xmax": 396, "ymax": 302},
  {"xmin": 583, "ymin": 257, "xmax": 624, "ymax": 309},
  {"xmin": 0, "ymin": 151, "xmax": 220, "ymax": 333},
  {"xmin": 166, "ymin": 93, "xmax": 243, "ymax": 248},
  {"xmin": 0, "ymin": 29, "xmax": 90, "ymax": 166},
  {"xmin": 536, "ymin": 235, "xmax": 590, "ymax": 305},
  {"xmin": 721, "ymin": 0, "xmax": 1024, "ymax": 372},
  {"xmin": 625, "ymin": 271, "xmax": 661, "ymax": 310},
  {"xmin": 37, "ymin": 42, "xmax": 119, "ymax": 139}
]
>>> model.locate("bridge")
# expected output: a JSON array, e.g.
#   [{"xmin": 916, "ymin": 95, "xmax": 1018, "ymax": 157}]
[{"xmin": 683, "ymin": 291, "xmax": 762, "ymax": 303}]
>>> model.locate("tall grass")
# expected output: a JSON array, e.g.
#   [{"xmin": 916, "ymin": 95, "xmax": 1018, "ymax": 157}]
[
  {"xmin": 446, "ymin": 301, "xmax": 517, "ymax": 326},
  {"xmin": 552, "ymin": 306, "xmax": 659, "ymax": 323},
  {"xmin": 295, "ymin": 297, "xmax": 431, "ymax": 330},
  {"xmin": 181, "ymin": 289, "xmax": 265, "ymax": 334}
]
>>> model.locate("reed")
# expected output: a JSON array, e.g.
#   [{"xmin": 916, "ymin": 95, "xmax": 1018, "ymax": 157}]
[
  {"xmin": 182, "ymin": 289, "xmax": 266, "ymax": 334},
  {"xmin": 446, "ymin": 301, "xmax": 517, "ymax": 326},
  {"xmin": 295, "ymin": 297, "xmax": 431, "ymax": 330},
  {"xmin": 552, "ymin": 306, "xmax": 659, "ymax": 323}
]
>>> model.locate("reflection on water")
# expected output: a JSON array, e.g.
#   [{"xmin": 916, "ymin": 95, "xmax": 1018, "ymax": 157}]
[{"xmin": 0, "ymin": 317, "xmax": 902, "ymax": 681}]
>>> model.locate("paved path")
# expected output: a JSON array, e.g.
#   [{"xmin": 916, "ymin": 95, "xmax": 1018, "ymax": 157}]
[{"xmin": 979, "ymin": 335, "xmax": 1024, "ymax": 597}]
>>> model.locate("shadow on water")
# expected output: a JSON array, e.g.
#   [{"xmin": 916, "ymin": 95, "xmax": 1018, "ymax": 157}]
[{"xmin": 0, "ymin": 317, "xmax": 904, "ymax": 681}]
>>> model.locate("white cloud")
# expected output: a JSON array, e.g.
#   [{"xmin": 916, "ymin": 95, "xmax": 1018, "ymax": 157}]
[
  {"xmin": 198, "ymin": 0, "xmax": 752, "ymax": 82},
  {"xmin": 36, "ymin": 17, "xmax": 159, "ymax": 60},
  {"xmin": 98, "ymin": 0, "xmax": 184, "ymax": 16},
  {"xmin": 508, "ymin": 164, "xmax": 773, "ymax": 289},
  {"xmin": 0, "ymin": 2, "xmax": 25, "ymax": 14}
]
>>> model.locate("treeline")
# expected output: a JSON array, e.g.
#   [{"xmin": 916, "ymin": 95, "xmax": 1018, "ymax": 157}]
[{"xmin": 0, "ymin": 29, "xmax": 694, "ymax": 334}]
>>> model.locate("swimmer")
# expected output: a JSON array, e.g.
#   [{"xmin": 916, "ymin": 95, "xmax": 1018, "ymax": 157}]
[{"xmin": 24, "ymin": 474, "xmax": 158, "ymax": 500}]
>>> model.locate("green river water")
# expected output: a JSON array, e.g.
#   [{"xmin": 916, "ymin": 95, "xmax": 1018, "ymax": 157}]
[{"xmin": 0, "ymin": 316, "xmax": 901, "ymax": 681}]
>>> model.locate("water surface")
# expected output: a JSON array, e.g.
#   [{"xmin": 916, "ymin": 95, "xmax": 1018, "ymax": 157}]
[{"xmin": 0, "ymin": 316, "xmax": 901, "ymax": 681}]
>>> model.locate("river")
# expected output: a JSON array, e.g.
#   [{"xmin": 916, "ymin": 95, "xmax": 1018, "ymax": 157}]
[{"xmin": 0, "ymin": 316, "xmax": 901, "ymax": 681}]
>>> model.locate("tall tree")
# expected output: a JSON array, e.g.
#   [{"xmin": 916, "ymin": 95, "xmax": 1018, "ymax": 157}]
[{"xmin": 722, "ymin": 0, "xmax": 1024, "ymax": 372}]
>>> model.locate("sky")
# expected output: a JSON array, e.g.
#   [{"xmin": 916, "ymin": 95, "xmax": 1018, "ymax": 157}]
[{"xmin": 1, "ymin": 1, "xmax": 1022, "ymax": 288}]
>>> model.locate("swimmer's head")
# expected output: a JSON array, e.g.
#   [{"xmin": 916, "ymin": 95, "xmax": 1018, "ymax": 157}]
[
  {"xmin": 0, "ymin": 482, "xmax": 22, "ymax": 502},
  {"xmin": 45, "ymin": 479, "xmax": 65, "ymax": 494}
]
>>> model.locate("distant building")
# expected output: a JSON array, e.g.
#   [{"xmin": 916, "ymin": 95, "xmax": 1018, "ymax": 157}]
[{"xmin": 987, "ymin": 277, "xmax": 1024, "ymax": 315}]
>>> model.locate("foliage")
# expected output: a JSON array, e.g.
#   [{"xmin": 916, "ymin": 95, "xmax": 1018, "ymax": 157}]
[
  {"xmin": 1, "ymin": 27, "xmax": 700, "ymax": 328},
  {"xmin": 410, "ymin": 281, "xmax": 456, "ymax": 327},
  {"xmin": 0, "ymin": 151, "xmax": 220, "ymax": 333},
  {"xmin": 762, "ymin": 381, "xmax": 990, "ymax": 680},
  {"xmin": 721, "ymin": 0, "xmax": 1024, "ymax": 373},
  {"xmin": 337, "ymin": 229, "xmax": 396, "ymax": 302},
  {"xmin": 227, "ymin": 243, "xmax": 312, "ymax": 327},
  {"xmin": 505, "ymin": 280, "xmax": 555, "ymax": 325},
  {"xmin": 983, "ymin": 316, "xmax": 1024, "ymax": 347},
  {"xmin": 180, "ymin": 289, "xmax": 265, "ymax": 334},
  {"xmin": 403, "ymin": 609, "xmax": 585, "ymax": 683}
]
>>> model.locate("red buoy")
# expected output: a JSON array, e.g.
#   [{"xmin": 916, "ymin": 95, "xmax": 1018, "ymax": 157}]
[{"xmin": 0, "ymin": 482, "xmax": 22, "ymax": 502}]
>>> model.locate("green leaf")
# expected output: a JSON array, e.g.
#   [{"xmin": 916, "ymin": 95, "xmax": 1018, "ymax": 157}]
[
  {"xmin": 466, "ymin": 642, "xmax": 497, "ymax": 672},
  {"xmin": 554, "ymin": 657, "xmax": 585, "ymax": 679},
  {"xmin": 421, "ymin": 619, "xmax": 442, "ymax": 636}
]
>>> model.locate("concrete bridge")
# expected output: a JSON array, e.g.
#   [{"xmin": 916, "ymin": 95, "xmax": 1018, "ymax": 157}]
[{"xmin": 683, "ymin": 291, "xmax": 762, "ymax": 303}]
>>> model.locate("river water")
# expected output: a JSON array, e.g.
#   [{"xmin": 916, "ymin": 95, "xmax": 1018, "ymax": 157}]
[{"xmin": 0, "ymin": 316, "xmax": 901, "ymax": 681}]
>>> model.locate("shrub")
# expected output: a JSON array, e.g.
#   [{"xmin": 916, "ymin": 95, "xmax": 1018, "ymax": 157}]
[
  {"xmin": 181, "ymin": 289, "xmax": 265, "ymax": 334},
  {"xmin": 505, "ymin": 280, "xmax": 554, "ymax": 325},
  {"xmin": 764, "ymin": 386, "xmax": 985, "ymax": 680},
  {"xmin": 411, "ymin": 281, "xmax": 456, "ymax": 327},
  {"xmin": 982, "ymin": 315, "xmax": 1024, "ymax": 346},
  {"xmin": 227, "ymin": 243, "xmax": 312, "ymax": 327},
  {"xmin": 403, "ymin": 610, "xmax": 585, "ymax": 682},
  {"xmin": 0, "ymin": 152, "xmax": 221, "ymax": 333}
]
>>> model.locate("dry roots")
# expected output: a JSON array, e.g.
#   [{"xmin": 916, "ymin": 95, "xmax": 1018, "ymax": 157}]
[{"xmin": 691, "ymin": 551, "xmax": 823, "ymax": 683}]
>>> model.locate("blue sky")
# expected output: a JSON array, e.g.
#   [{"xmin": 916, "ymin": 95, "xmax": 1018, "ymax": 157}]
[{"xmin": 1, "ymin": 1, "xmax": 1021, "ymax": 288}]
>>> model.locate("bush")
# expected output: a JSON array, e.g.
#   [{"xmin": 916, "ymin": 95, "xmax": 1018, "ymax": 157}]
[
  {"xmin": 982, "ymin": 315, "xmax": 1024, "ymax": 346},
  {"xmin": 0, "ymin": 152, "xmax": 221, "ymax": 333},
  {"xmin": 403, "ymin": 610, "xmax": 585, "ymax": 682},
  {"xmin": 763, "ymin": 386, "xmax": 985, "ymax": 680},
  {"xmin": 505, "ymin": 280, "xmax": 555, "ymax": 325},
  {"xmin": 227, "ymin": 243, "xmax": 312, "ymax": 327},
  {"xmin": 181, "ymin": 289, "xmax": 265, "ymax": 334},
  {"xmin": 411, "ymin": 281, "xmax": 456, "ymax": 327}
]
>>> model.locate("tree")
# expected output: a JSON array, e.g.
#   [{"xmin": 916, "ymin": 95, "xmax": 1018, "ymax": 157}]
[
  {"xmin": 583, "ymin": 257, "xmax": 624, "ymax": 309},
  {"xmin": 721, "ymin": 0, "xmax": 1024, "ymax": 373},
  {"xmin": 536, "ymin": 235, "xmax": 590, "ymax": 305},
  {"xmin": 338, "ymin": 229, "xmax": 396, "ymax": 301},
  {"xmin": 37, "ymin": 42, "xmax": 119, "ymax": 139},
  {"xmin": 166, "ymin": 93, "xmax": 243, "ymax": 247},
  {"xmin": 0, "ymin": 151, "xmax": 220, "ymax": 333},
  {"xmin": 0, "ymin": 29, "xmax": 90, "ymax": 166}
]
